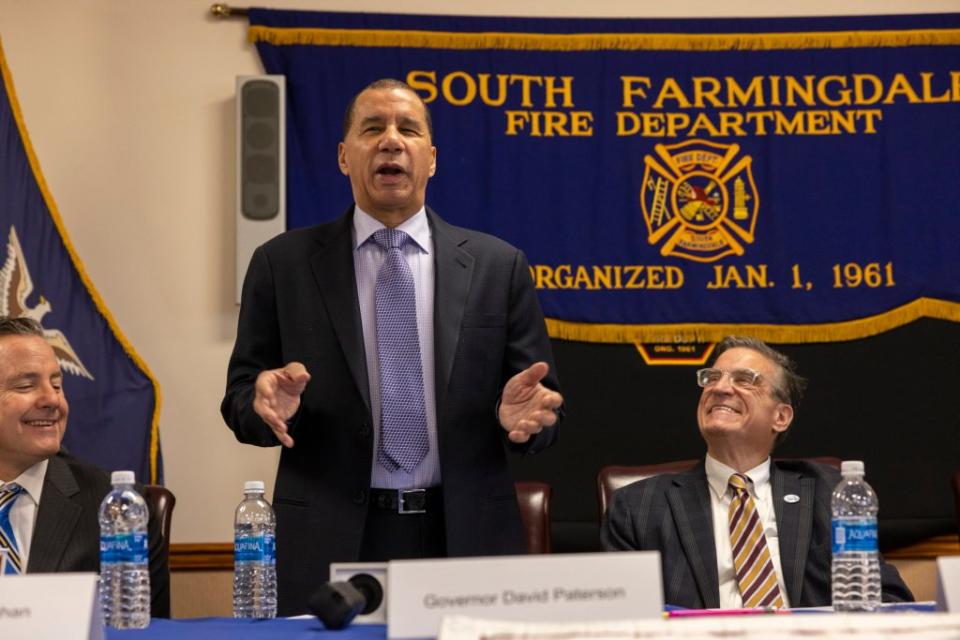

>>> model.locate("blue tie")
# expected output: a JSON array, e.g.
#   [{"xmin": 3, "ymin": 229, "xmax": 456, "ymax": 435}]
[
  {"xmin": 0, "ymin": 484, "xmax": 25, "ymax": 575},
  {"xmin": 372, "ymin": 228, "xmax": 429, "ymax": 473}
]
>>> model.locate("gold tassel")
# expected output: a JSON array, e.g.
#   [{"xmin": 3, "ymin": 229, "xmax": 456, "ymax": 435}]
[
  {"xmin": 248, "ymin": 25, "xmax": 960, "ymax": 51},
  {"xmin": 545, "ymin": 298, "xmax": 960, "ymax": 345}
]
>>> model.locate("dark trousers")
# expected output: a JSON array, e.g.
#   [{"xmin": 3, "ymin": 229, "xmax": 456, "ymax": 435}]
[{"xmin": 358, "ymin": 491, "xmax": 447, "ymax": 561}]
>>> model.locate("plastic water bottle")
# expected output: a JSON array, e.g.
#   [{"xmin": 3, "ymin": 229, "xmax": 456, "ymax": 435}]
[
  {"xmin": 831, "ymin": 460, "xmax": 881, "ymax": 612},
  {"xmin": 98, "ymin": 470, "xmax": 151, "ymax": 629},
  {"xmin": 233, "ymin": 480, "xmax": 277, "ymax": 618}
]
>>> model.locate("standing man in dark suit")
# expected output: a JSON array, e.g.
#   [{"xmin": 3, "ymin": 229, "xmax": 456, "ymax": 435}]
[
  {"xmin": 222, "ymin": 78, "xmax": 563, "ymax": 615},
  {"xmin": 602, "ymin": 335, "xmax": 911, "ymax": 609},
  {"xmin": 0, "ymin": 316, "xmax": 169, "ymax": 616}
]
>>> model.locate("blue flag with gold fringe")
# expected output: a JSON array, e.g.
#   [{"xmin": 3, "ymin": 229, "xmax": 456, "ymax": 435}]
[
  {"xmin": 249, "ymin": 10, "xmax": 960, "ymax": 345},
  {"xmin": 0, "ymin": 40, "xmax": 161, "ymax": 483}
]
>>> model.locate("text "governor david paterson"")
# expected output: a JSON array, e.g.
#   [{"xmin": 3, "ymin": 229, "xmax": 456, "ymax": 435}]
[{"xmin": 423, "ymin": 587, "xmax": 627, "ymax": 608}]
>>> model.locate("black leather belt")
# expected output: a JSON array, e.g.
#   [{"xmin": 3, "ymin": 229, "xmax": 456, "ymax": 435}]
[{"xmin": 369, "ymin": 487, "xmax": 443, "ymax": 514}]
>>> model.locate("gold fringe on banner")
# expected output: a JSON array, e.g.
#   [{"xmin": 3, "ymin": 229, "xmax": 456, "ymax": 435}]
[
  {"xmin": 0, "ymin": 39, "xmax": 163, "ymax": 483},
  {"xmin": 248, "ymin": 25, "xmax": 960, "ymax": 51},
  {"xmin": 545, "ymin": 297, "xmax": 960, "ymax": 345}
]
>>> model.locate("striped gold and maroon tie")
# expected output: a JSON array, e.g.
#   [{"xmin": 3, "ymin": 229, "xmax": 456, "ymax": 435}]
[{"xmin": 728, "ymin": 473, "xmax": 785, "ymax": 608}]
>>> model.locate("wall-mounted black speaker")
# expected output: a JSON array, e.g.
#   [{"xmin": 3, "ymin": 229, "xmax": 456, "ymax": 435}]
[
  {"xmin": 240, "ymin": 79, "xmax": 281, "ymax": 220},
  {"xmin": 236, "ymin": 75, "xmax": 285, "ymax": 303}
]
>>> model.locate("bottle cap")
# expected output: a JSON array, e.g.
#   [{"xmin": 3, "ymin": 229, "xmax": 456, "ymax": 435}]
[
  {"xmin": 111, "ymin": 470, "xmax": 136, "ymax": 485},
  {"xmin": 840, "ymin": 460, "xmax": 865, "ymax": 475},
  {"xmin": 244, "ymin": 480, "xmax": 265, "ymax": 492}
]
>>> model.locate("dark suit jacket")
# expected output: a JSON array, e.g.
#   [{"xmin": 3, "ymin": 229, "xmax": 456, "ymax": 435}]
[
  {"xmin": 26, "ymin": 451, "xmax": 171, "ymax": 618},
  {"xmin": 221, "ymin": 207, "xmax": 560, "ymax": 615},
  {"xmin": 601, "ymin": 459, "xmax": 913, "ymax": 608}
]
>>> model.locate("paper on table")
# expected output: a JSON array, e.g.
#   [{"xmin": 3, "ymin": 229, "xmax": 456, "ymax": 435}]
[{"xmin": 439, "ymin": 612, "xmax": 960, "ymax": 640}]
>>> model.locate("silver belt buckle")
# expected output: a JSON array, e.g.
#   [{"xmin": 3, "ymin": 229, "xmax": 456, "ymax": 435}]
[{"xmin": 398, "ymin": 489, "xmax": 427, "ymax": 514}]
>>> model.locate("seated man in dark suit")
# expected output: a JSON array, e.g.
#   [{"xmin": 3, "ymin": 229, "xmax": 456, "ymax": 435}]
[
  {"xmin": 0, "ymin": 317, "xmax": 169, "ymax": 617},
  {"xmin": 602, "ymin": 335, "xmax": 912, "ymax": 609}
]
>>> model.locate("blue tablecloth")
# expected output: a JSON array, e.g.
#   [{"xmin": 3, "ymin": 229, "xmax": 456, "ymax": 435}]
[
  {"xmin": 107, "ymin": 618, "xmax": 387, "ymax": 639},
  {"xmin": 107, "ymin": 604, "xmax": 937, "ymax": 639}
]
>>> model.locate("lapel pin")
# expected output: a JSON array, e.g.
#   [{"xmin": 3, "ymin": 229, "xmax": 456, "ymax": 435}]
[{"xmin": 784, "ymin": 494, "xmax": 800, "ymax": 503}]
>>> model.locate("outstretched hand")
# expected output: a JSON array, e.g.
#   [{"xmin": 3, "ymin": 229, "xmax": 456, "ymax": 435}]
[
  {"xmin": 253, "ymin": 362, "xmax": 311, "ymax": 447},
  {"xmin": 498, "ymin": 362, "xmax": 563, "ymax": 444}
]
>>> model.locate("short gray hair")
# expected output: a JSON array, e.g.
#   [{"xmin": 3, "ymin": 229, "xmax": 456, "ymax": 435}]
[{"xmin": 0, "ymin": 316, "xmax": 44, "ymax": 338}]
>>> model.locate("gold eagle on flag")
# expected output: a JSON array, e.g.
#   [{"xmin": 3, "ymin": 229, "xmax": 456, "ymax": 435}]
[{"xmin": 0, "ymin": 226, "xmax": 93, "ymax": 379}]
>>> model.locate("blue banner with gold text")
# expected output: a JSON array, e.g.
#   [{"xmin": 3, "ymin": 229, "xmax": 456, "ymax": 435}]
[{"xmin": 249, "ymin": 10, "xmax": 960, "ymax": 344}]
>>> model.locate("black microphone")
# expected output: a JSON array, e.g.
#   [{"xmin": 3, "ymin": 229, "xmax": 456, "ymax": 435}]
[{"xmin": 307, "ymin": 573, "xmax": 384, "ymax": 630}]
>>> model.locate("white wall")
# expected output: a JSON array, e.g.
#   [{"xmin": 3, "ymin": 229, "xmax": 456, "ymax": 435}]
[{"xmin": 0, "ymin": 0, "xmax": 954, "ymax": 543}]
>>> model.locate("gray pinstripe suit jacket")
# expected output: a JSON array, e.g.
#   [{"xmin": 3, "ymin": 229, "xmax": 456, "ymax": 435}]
[{"xmin": 602, "ymin": 459, "xmax": 913, "ymax": 608}]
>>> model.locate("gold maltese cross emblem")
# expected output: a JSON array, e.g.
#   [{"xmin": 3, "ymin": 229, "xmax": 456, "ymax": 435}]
[{"xmin": 641, "ymin": 139, "xmax": 759, "ymax": 263}]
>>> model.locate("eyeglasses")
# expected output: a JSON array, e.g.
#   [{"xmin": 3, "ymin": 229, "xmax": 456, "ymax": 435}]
[
  {"xmin": 696, "ymin": 367, "xmax": 764, "ymax": 390},
  {"xmin": 696, "ymin": 367, "xmax": 788, "ymax": 402}
]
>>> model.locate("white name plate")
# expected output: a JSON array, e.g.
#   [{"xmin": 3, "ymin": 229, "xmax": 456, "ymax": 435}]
[
  {"xmin": 937, "ymin": 556, "xmax": 960, "ymax": 612},
  {"xmin": 387, "ymin": 551, "xmax": 662, "ymax": 639},
  {"xmin": 0, "ymin": 572, "xmax": 103, "ymax": 640}
]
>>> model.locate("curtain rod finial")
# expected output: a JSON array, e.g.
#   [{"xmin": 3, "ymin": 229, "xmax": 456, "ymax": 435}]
[
  {"xmin": 211, "ymin": 3, "xmax": 248, "ymax": 19},
  {"xmin": 210, "ymin": 3, "xmax": 230, "ymax": 18}
]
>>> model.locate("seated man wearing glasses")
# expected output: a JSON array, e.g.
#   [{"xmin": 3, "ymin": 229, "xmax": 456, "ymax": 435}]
[{"xmin": 602, "ymin": 335, "xmax": 912, "ymax": 609}]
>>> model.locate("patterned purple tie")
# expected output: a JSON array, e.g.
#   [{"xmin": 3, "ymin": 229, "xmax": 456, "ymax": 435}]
[{"xmin": 372, "ymin": 228, "xmax": 429, "ymax": 472}]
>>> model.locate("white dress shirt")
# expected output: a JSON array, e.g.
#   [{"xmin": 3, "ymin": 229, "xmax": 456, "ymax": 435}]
[
  {"xmin": 3, "ymin": 458, "xmax": 48, "ymax": 572},
  {"xmin": 353, "ymin": 207, "xmax": 440, "ymax": 490},
  {"xmin": 705, "ymin": 455, "xmax": 790, "ymax": 608}
]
